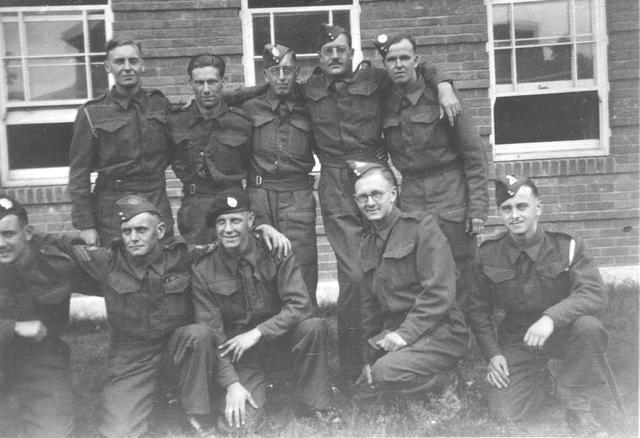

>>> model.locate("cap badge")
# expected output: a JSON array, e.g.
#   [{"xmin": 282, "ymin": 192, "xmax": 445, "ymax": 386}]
[
  {"xmin": 128, "ymin": 197, "xmax": 139, "ymax": 205},
  {"xmin": 227, "ymin": 197, "xmax": 238, "ymax": 208},
  {"xmin": 376, "ymin": 34, "xmax": 388, "ymax": 44},
  {"xmin": 0, "ymin": 198, "xmax": 13, "ymax": 209}
]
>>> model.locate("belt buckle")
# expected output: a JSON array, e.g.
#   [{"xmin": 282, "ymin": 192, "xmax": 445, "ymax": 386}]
[
  {"xmin": 189, "ymin": 183, "xmax": 196, "ymax": 195},
  {"xmin": 255, "ymin": 175, "xmax": 262, "ymax": 187}
]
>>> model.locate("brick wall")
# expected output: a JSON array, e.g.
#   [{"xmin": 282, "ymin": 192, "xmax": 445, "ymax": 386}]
[{"xmin": 5, "ymin": 0, "xmax": 638, "ymax": 276}]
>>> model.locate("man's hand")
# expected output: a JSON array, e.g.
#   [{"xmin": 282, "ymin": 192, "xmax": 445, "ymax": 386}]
[
  {"xmin": 225, "ymin": 382, "xmax": 258, "ymax": 429},
  {"xmin": 375, "ymin": 331, "xmax": 408, "ymax": 352},
  {"xmin": 487, "ymin": 354, "xmax": 510, "ymax": 388},
  {"xmin": 437, "ymin": 82, "xmax": 462, "ymax": 126},
  {"xmin": 219, "ymin": 328, "xmax": 262, "ymax": 363},
  {"xmin": 466, "ymin": 218, "xmax": 486, "ymax": 235},
  {"xmin": 524, "ymin": 315, "xmax": 554, "ymax": 349},
  {"xmin": 14, "ymin": 320, "xmax": 47, "ymax": 342},
  {"xmin": 79, "ymin": 228, "xmax": 99, "ymax": 246},
  {"xmin": 254, "ymin": 224, "xmax": 291, "ymax": 258},
  {"xmin": 355, "ymin": 364, "xmax": 373, "ymax": 385}
]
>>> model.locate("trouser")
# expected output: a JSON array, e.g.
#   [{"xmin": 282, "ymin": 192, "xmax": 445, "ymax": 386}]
[
  {"xmin": 318, "ymin": 165, "xmax": 365, "ymax": 381},
  {"xmin": 399, "ymin": 176, "xmax": 478, "ymax": 310},
  {"xmin": 100, "ymin": 326, "xmax": 207, "ymax": 438},
  {"xmin": 489, "ymin": 315, "xmax": 609, "ymax": 421},
  {"xmin": 0, "ymin": 338, "xmax": 74, "ymax": 438},
  {"xmin": 94, "ymin": 183, "xmax": 174, "ymax": 246},
  {"xmin": 247, "ymin": 187, "xmax": 318, "ymax": 306},
  {"xmin": 212, "ymin": 318, "xmax": 331, "ymax": 433},
  {"xmin": 356, "ymin": 321, "xmax": 469, "ymax": 398},
  {"xmin": 177, "ymin": 194, "xmax": 217, "ymax": 245}
]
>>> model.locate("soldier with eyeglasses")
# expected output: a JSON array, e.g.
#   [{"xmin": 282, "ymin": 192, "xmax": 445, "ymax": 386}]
[{"xmin": 241, "ymin": 45, "xmax": 319, "ymax": 305}]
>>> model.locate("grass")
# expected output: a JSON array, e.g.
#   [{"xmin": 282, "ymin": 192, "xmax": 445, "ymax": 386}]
[{"xmin": 2, "ymin": 283, "xmax": 638, "ymax": 437}]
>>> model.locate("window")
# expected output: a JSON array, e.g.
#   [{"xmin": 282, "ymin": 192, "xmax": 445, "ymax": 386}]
[
  {"xmin": 0, "ymin": 1, "xmax": 111, "ymax": 186},
  {"xmin": 240, "ymin": 0, "xmax": 361, "ymax": 85},
  {"xmin": 487, "ymin": 0, "xmax": 609, "ymax": 161}
]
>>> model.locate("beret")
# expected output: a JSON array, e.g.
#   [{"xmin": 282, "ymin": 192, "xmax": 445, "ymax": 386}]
[
  {"xmin": 315, "ymin": 23, "xmax": 349, "ymax": 51},
  {"xmin": 205, "ymin": 188, "xmax": 251, "ymax": 227},
  {"xmin": 263, "ymin": 43, "xmax": 294, "ymax": 68},
  {"xmin": 115, "ymin": 195, "xmax": 159, "ymax": 223},
  {"xmin": 494, "ymin": 175, "xmax": 529, "ymax": 207}
]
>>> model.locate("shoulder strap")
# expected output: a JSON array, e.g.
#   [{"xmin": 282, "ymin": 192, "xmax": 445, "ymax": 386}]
[
  {"xmin": 569, "ymin": 238, "xmax": 576, "ymax": 265},
  {"xmin": 83, "ymin": 107, "xmax": 98, "ymax": 138}
]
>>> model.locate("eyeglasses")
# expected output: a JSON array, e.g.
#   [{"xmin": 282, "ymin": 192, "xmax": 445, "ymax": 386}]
[
  {"xmin": 320, "ymin": 45, "xmax": 349, "ymax": 57},
  {"xmin": 266, "ymin": 65, "xmax": 295, "ymax": 78},
  {"xmin": 353, "ymin": 189, "xmax": 390, "ymax": 205}
]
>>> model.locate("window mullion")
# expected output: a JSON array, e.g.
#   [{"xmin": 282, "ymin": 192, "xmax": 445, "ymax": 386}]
[
  {"xmin": 17, "ymin": 11, "xmax": 30, "ymax": 102},
  {"xmin": 82, "ymin": 9, "xmax": 93, "ymax": 98},
  {"xmin": 269, "ymin": 12, "xmax": 275, "ymax": 44},
  {"xmin": 570, "ymin": 0, "xmax": 578, "ymax": 86},
  {"xmin": 509, "ymin": 3, "xmax": 516, "ymax": 92}
]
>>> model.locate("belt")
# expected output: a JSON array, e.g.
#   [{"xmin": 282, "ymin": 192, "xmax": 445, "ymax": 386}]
[
  {"xmin": 247, "ymin": 173, "xmax": 313, "ymax": 191},
  {"xmin": 183, "ymin": 180, "xmax": 243, "ymax": 196},
  {"xmin": 401, "ymin": 159, "xmax": 462, "ymax": 178},
  {"xmin": 96, "ymin": 174, "xmax": 165, "ymax": 191},
  {"xmin": 318, "ymin": 150, "xmax": 382, "ymax": 168}
]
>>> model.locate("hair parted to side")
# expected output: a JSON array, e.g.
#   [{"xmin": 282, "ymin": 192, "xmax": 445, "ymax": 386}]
[
  {"xmin": 105, "ymin": 36, "xmax": 142, "ymax": 57},
  {"xmin": 187, "ymin": 54, "xmax": 226, "ymax": 78}
]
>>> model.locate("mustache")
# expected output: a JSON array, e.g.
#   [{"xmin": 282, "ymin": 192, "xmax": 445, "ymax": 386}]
[{"xmin": 329, "ymin": 60, "xmax": 344, "ymax": 66}]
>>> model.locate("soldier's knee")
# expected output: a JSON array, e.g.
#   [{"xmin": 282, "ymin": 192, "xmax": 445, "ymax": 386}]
[{"xmin": 370, "ymin": 356, "xmax": 398, "ymax": 384}]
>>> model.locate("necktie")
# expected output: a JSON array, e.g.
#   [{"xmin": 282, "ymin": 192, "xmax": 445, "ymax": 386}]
[{"xmin": 238, "ymin": 259, "xmax": 265, "ymax": 311}]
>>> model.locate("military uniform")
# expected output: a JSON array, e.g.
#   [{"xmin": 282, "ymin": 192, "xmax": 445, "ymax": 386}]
[
  {"xmin": 68, "ymin": 87, "xmax": 174, "ymax": 244},
  {"xmin": 357, "ymin": 207, "xmax": 468, "ymax": 396},
  {"xmin": 190, "ymin": 234, "xmax": 331, "ymax": 428},
  {"xmin": 382, "ymin": 76, "xmax": 489, "ymax": 308},
  {"xmin": 242, "ymin": 87, "xmax": 318, "ymax": 302},
  {"xmin": 0, "ymin": 235, "xmax": 91, "ymax": 438},
  {"xmin": 468, "ymin": 227, "xmax": 609, "ymax": 421},
  {"xmin": 303, "ymin": 61, "xmax": 448, "ymax": 380},
  {"xmin": 61, "ymin": 235, "xmax": 207, "ymax": 438},
  {"xmin": 169, "ymin": 100, "xmax": 252, "ymax": 244}
]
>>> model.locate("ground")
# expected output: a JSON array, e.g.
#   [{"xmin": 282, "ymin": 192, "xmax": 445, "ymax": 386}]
[{"xmin": 1, "ymin": 283, "xmax": 637, "ymax": 437}]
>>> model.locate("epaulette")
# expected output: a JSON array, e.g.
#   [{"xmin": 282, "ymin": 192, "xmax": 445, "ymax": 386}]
[
  {"xmin": 356, "ymin": 60, "xmax": 372, "ymax": 71},
  {"xmin": 228, "ymin": 106, "xmax": 252, "ymax": 122},
  {"xmin": 546, "ymin": 229, "xmax": 574, "ymax": 241},
  {"xmin": 479, "ymin": 230, "xmax": 508, "ymax": 248},
  {"xmin": 145, "ymin": 88, "xmax": 167, "ymax": 98},
  {"xmin": 82, "ymin": 93, "xmax": 107, "ymax": 107},
  {"xmin": 401, "ymin": 210, "xmax": 428, "ymax": 222},
  {"xmin": 162, "ymin": 236, "xmax": 189, "ymax": 251},
  {"xmin": 170, "ymin": 101, "xmax": 190, "ymax": 113}
]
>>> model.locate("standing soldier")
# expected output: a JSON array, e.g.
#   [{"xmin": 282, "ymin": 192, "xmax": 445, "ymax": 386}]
[
  {"xmin": 68, "ymin": 37, "xmax": 174, "ymax": 246},
  {"xmin": 169, "ymin": 54, "xmax": 252, "ymax": 244},
  {"xmin": 303, "ymin": 24, "xmax": 460, "ymax": 381},
  {"xmin": 374, "ymin": 33, "xmax": 489, "ymax": 308},
  {"xmin": 468, "ymin": 176, "xmax": 609, "ymax": 437},
  {"xmin": 241, "ymin": 44, "xmax": 318, "ymax": 304},
  {"xmin": 0, "ymin": 195, "xmax": 91, "ymax": 438}
]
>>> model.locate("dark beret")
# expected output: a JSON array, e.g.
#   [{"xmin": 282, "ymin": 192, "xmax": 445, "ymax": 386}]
[
  {"xmin": 494, "ymin": 175, "xmax": 529, "ymax": 207},
  {"xmin": 115, "ymin": 195, "xmax": 159, "ymax": 223},
  {"xmin": 205, "ymin": 188, "xmax": 251, "ymax": 227},
  {"xmin": 263, "ymin": 44, "xmax": 294, "ymax": 68}
]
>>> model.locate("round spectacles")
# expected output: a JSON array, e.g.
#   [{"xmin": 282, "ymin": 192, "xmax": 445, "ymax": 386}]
[
  {"xmin": 266, "ymin": 66, "xmax": 295, "ymax": 78},
  {"xmin": 353, "ymin": 190, "xmax": 389, "ymax": 205}
]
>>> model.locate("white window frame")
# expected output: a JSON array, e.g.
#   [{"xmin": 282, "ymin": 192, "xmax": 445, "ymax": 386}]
[
  {"xmin": 239, "ymin": 0, "xmax": 362, "ymax": 86},
  {"xmin": 0, "ymin": 3, "xmax": 113, "ymax": 187},
  {"xmin": 486, "ymin": 0, "xmax": 610, "ymax": 161}
]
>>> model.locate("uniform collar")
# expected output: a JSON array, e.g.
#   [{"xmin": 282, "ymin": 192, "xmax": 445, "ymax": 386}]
[
  {"xmin": 265, "ymin": 88, "xmax": 296, "ymax": 112},
  {"xmin": 372, "ymin": 205, "xmax": 402, "ymax": 242},
  {"xmin": 312, "ymin": 66, "xmax": 355, "ymax": 90},
  {"xmin": 393, "ymin": 75, "xmax": 425, "ymax": 107},
  {"xmin": 110, "ymin": 86, "xmax": 146, "ymax": 110},
  {"xmin": 506, "ymin": 226, "xmax": 545, "ymax": 263},
  {"xmin": 187, "ymin": 98, "xmax": 226, "ymax": 126},
  {"xmin": 125, "ymin": 243, "xmax": 165, "ymax": 279},
  {"xmin": 222, "ymin": 234, "xmax": 258, "ymax": 274}
]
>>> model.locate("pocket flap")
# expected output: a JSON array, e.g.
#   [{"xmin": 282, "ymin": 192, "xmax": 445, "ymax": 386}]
[
  {"xmin": 383, "ymin": 117, "xmax": 401, "ymax": 129},
  {"xmin": 383, "ymin": 241, "xmax": 415, "ymax": 259},
  {"xmin": 218, "ymin": 133, "xmax": 248, "ymax": 148},
  {"xmin": 94, "ymin": 118, "xmax": 129, "ymax": 133},
  {"xmin": 289, "ymin": 118, "xmax": 311, "ymax": 132},
  {"xmin": 147, "ymin": 111, "xmax": 167, "ymax": 124},
  {"xmin": 348, "ymin": 79, "xmax": 378, "ymax": 96},
  {"xmin": 106, "ymin": 272, "xmax": 141, "ymax": 295},
  {"xmin": 409, "ymin": 108, "xmax": 440, "ymax": 124},
  {"xmin": 208, "ymin": 278, "xmax": 241, "ymax": 296},
  {"xmin": 163, "ymin": 273, "xmax": 190, "ymax": 294},
  {"xmin": 537, "ymin": 261, "xmax": 567, "ymax": 278},
  {"xmin": 482, "ymin": 266, "xmax": 517, "ymax": 283},
  {"xmin": 252, "ymin": 115, "xmax": 275, "ymax": 128}
]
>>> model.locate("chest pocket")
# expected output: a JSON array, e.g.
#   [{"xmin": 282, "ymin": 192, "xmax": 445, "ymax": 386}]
[
  {"xmin": 537, "ymin": 260, "xmax": 570, "ymax": 307},
  {"xmin": 106, "ymin": 272, "xmax": 142, "ymax": 295},
  {"xmin": 163, "ymin": 273, "xmax": 190, "ymax": 294},
  {"xmin": 209, "ymin": 278, "xmax": 241, "ymax": 297},
  {"xmin": 408, "ymin": 107, "xmax": 441, "ymax": 146},
  {"xmin": 482, "ymin": 265, "xmax": 525, "ymax": 310},
  {"xmin": 379, "ymin": 241, "xmax": 416, "ymax": 299},
  {"xmin": 93, "ymin": 117, "xmax": 130, "ymax": 164},
  {"xmin": 252, "ymin": 115, "xmax": 275, "ymax": 128}
]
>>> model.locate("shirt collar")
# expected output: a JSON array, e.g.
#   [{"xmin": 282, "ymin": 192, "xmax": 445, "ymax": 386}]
[
  {"xmin": 402, "ymin": 76, "xmax": 426, "ymax": 107},
  {"xmin": 186, "ymin": 98, "xmax": 226, "ymax": 126},
  {"xmin": 222, "ymin": 234, "xmax": 257, "ymax": 274},
  {"xmin": 266, "ymin": 88, "xmax": 296, "ymax": 112},
  {"xmin": 372, "ymin": 205, "xmax": 402, "ymax": 242},
  {"xmin": 110, "ymin": 86, "xmax": 146, "ymax": 110},
  {"xmin": 506, "ymin": 226, "xmax": 546, "ymax": 264},
  {"xmin": 125, "ymin": 244, "xmax": 164, "ymax": 279}
]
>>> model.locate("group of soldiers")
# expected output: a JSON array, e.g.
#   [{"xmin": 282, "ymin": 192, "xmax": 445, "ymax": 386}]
[{"xmin": 0, "ymin": 23, "xmax": 612, "ymax": 438}]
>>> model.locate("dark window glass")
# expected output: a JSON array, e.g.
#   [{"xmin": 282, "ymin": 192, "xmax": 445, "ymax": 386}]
[
  {"xmin": 274, "ymin": 12, "xmax": 329, "ymax": 53},
  {"xmin": 249, "ymin": 0, "xmax": 350, "ymax": 7},
  {"xmin": 0, "ymin": 0, "xmax": 106, "ymax": 5},
  {"xmin": 7, "ymin": 123, "xmax": 72, "ymax": 169},
  {"xmin": 494, "ymin": 91, "xmax": 599, "ymax": 144}
]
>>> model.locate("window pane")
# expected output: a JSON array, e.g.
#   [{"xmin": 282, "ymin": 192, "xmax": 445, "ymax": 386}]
[
  {"xmin": 249, "ymin": 0, "xmax": 350, "ymax": 7},
  {"xmin": 254, "ymin": 56, "xmax": 317, "ymax": 84},
  {"xmin": 492, "ymin": 4, "xmax": 510, "ymax": 41},
  {"xmin": 575, "ymin": 0, "xmax": 593, "ymax": 34},
  {"xmin": 90, "ymin": 56, "xmax": 108, "ymax": 96},
  {"xmin": 513, "ymin": 0, "xmax": 569, "ymax": 41},
  {"xmin": 516, "ymin": 45, "xmax": 571, "ymax": 82},
  {"xmin": 2, "ymin": 19, "xmax": 20, "ymax": 57},
  {"xmin": 6, "ymin": 61, "xmax": 24, "ymax": 100},
  {"xmin": 577, "ymin": 43, "xmax": 594, "ymax": 79},
  {"xmin": 494, "ymin": 91, "xmax": 599, "ymax": 144},
  {"xmin": 494, "ymin": 49, "xmax": 511, "ymax": 84},
  {"xmin": 7, "ymin": 122, "xmax": 72, "ymax": 169},
  {"xmin": 25, "ymin": 19, "xmax": 85, "ymax": 55},
  {"xmin": 88, "ymin": 19, "xmax": 106, "ymax": 53},
  {"xmin": 253, "ymin": 14, "xmax": 270, "ymax": 54},
  {"xmin": 332, "ymin": 10, "xmax": 349, "ymax": 30},
  {"xmin": 274, "ymin": 12, "xmax": 328, "ymax": 54},
  {"xmin": 28, "ymin": 58, "xmax": 87, "ymax": 100}
]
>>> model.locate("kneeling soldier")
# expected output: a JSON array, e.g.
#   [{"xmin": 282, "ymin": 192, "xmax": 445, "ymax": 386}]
[
  {"xmin": 468, "ymin": 175, "xmax": 609, "ymax": 437},
  {"xmin": 350, "ymin": 162, "xmax": 468, "ymax": 400},
  {"xmin": 189, "ymin": 188, "xmax": 340, "ymax": 434}
]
